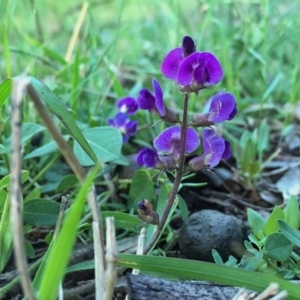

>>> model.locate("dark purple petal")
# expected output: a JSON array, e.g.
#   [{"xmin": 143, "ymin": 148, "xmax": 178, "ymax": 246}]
[
  {"xmin": 152, "ymin": 78, "xmax": 166, "ymax": 116},
  {"xmin": 161, "ymin": 47, "xmax": 184, "ymax": 80},
  {"xmin": 137, "ymin": 89, "xmax": 157, "ymax": 112},
  {"xmin": 136, "ymin": 148, "xmax": 158, "ymax": 168},
  {"xmin": 177, "ymin": 52, "xmax": 200, "ymax": 86},
  {"xmin": 107, "ymin": 118, "xmax": 115, "ymax": 127},
  {"xmin": 154, "ymin": 126, "xmax": 200, "ymax": 155},
  {"xmin": 202, "ymin": 129, "xmax": 225, "ymax": 168},
  {"xmin": 182, "ymin": 36, "xmax": 196, "ymax": 57},
  {"xmin": 125, "ymin": 121, "xmax": 137, "ymax": 136},
  {"xmin": 117, "ymin": 97, "xmax": 138, "ymax": 115},
  {"xmin": 199, "ymin": 52, "xmax": 223, "ymax": 85},
  {"xmin": 185, "ymin": 128, "xmax": 201, "ymax": 153},
  {"xmin": 177, "ymin": 52, "xmax": 223, "ymax": 87},
  {"xmin": 122, "ymin": 134, "xmax": 130, "ymax": 144},
  {"xmin": 110, "ymin": 112, "xmax": 128, "ymax": 127},
  {"xmin": 208, "ymin": 91, "xmax": 237, "ymax": 123},
  {"xmin": 222, "ymin": 140, "xmax": 232, "ymax": 159},
  {"xmin": 228, "ymin": 104, "xmax": 237, "ymax": 120}
]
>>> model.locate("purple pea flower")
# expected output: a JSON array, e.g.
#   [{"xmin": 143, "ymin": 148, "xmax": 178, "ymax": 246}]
[
  {"xmin": 136, "ymin": 148, "xmax": 176, "ymax": 170},
  {"xmin": 161, "ymin": 36, "xmax": 223, "ymax": 94},
  {"xmin": 192, "ymin": 90, "xmax": 237, "ymax": 126},
  {"xmin": 188, "ymin": 128, "xmax": 231, "ymax": 170},
  {"xmin": 154, "ymin": 126, "xmax": 200, "ymax": 161},
  {"xmin": 117, "ymin": 97, "xmax": 138, "ymax": 115},
  {"xmin": 108, "ymin": 112, "xmax": 137, "ymax": 144},
  {"xmin": 137, "ymin": 78, "xmax": 179, "ymax": 123}
]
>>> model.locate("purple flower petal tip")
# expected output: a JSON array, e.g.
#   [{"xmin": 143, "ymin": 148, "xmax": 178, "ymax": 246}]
[
  {"xmin": 161, "ymin": 47, "xmax": 184, "ymax": 80},
  {"xmin": 182, "ymin": 36, "xmax": 196, "ymax": 57},
  {"xmin": 117, "ymin": 97, "xmax": 138, "ymax": 115},
  {"xmin": 154, "ymin": 126, "xmax": 200, "ymax": 156},
  {"xmin": 208, "ymin": 91, "xmax": 237, "ymax": 123},
  {"xmin": 137, "ymin": 89, "xmax": 156, "ymax": 111},
  {"xmin": 152, "ymin": 79, "xmax": 166, "ymax": 116},
  {"xmin": 136, "ymin": 148, "xmax": 158, "ymax": 168}
]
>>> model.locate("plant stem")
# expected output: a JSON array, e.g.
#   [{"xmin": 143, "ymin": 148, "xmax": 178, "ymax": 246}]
[{"xmin": 144, "ymin": 92, "xmax": 189, "ymax": 254}]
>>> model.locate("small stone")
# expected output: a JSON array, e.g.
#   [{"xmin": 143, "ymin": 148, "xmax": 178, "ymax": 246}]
[{"xmin": 179, "ymin": 209, "xmax": 246, "ymax": 262}]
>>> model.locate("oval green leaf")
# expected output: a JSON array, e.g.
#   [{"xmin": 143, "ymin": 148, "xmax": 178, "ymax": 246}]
[
  {"xmin": 73, "ymin": 127, "xmax": 122, "ymax": 166},
  {"xmin": 23, "ymin": 199, "xmax": 60, "ymax": 226},
  {"xmin": 264, "ymin": 232, "xmax": 292, "ymax": 261}
]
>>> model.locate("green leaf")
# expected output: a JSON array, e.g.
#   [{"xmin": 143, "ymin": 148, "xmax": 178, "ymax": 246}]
[
  {"xmin": 66, "ymin": 260, "xmax": 94, "ymax": 274},
  {"xmin": 284, "ymin": 195, "xmax": 300, "ymax": 230},
  {"xmin": 57, "ymin": 174, "xmax": 79, "ymax": 192},
  {"xmin": 118, "ymin": 254, "xmax": 300, "ymax": 300},
  {"xmin": 264, "ymin": 233, "xmax": 292, "ymax": 261},
  {"xmin": 101, "ymin": 211, "xmax": 142, "ymax": 229},
  {"xmin": 257, "ymin": 119, "xmax": 269, "ymax": 154},
  {"xmin": 38, "ymin": 167, "xmax": 99, "ymax": 300},
  {"xmin": 128, "ymin": 169, "xmax": 154, "ymax": 211},
  {"xmin": 178, "ymin": 195, "xmax": 188, "ymax": 221},
  {"xmin": 0, "ymin": 78, "xmax": 12, "ymax": 108},
  {"xmin": 247, "ymin": 208, "xmax": 265, "ymax": 237},
  {"xmin": 28, "ymin": 77, "xmax": 98, "ymax": 163},
  {"xmin": 0, "ymin": 191, "xmax": 12, "ymax": 272},
  {"xmin": 24, "ymin": 137, "xmax": 68, "ymax": 159},
  {"xmin": 264, "ymin": 206, "xmax": 284, "ymax": 235},
  {"xmin": 243, "ymin": 251, "xmax": 263, "ymax": 271},
  {"xmin": 0, "ymin": 170, "xmax": 29, "ymax": 189},
  {"xmin": 0, "ymin": 123, "xmax": 46, "ymax": 154},
  {"xmin": 24, "ymin": 239, "xmax": 35, "ymax": 259},
  {"xmin": 23, "ymin": 199, "xmax": 60, "ymax": 226},
  {"xmin": 212, "ymin": 249, "xmax": 223, "ymax": 264},
  {"xmin": 278, "ymin": 219, "xmax": 300, "ymax": 248},
  {"xmin": 241, "ymin": 135, "xmax": 257, "ymax": 175},
  {"xmin": 73, "ymin": 127, "xmax": 122, "ymax": 166}
]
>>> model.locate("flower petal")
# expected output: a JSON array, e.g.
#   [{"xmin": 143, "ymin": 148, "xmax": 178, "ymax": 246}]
[
  {"xmin": 137, "ymin": 89, "xmax": 156, "ymax": 112},
  {"xmin": 222, "ymin": 140, "xmax": 232, "ymax": 159},
  {"xmin": 111, "ymin": 112, "xmax": 128, "ymax": 127},
  {"xmin": 161, "ymin": 47, "xmax": 184, "ymax": 80},
  {"xmin": 200, "ymin": 52, "xmax": 223, "ymax": 85},
  {"xmin": 117, "ymin": 97, "xmax": 138, "ymax": 115},
  {"xmin": 152, "ymin": 78, "xmax": 166, "ymax": 116},
  {"xmin": 177, "ymin": 52, "xmax": 223, "ymax": 87},
  {"xmin": 136, "ymin": 148, "xmax": 158, "ymax": 168},
  {"xmin": 202, "ymin": 129, "xmax": 225, "ymax": 168},
  {"xmin": 154, "ymin": 126, "xmax": 200, "ymax": 154},
  {"xmin": 185, "ymin": 128, "xmax": 200, "ymax": 153},
  {"xmin": 208, "ymin": 91, "xmax": 237, "ymax": 123},
  {"xmin": 182, "ymin": 36, "xmax": 196, "ymax": 57},
  {"xmin": 125, "ymin": 121, "xmax": 137, "ymax": 136},
  {"xmin": 154, "ymin": 126, "xmax": 181, "ymax": 154}
]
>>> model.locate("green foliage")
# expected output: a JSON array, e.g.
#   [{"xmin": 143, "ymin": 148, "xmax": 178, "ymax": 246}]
[
  {"xmin": 73, "ymin": 127, "xmax": 122, "ymax": 166},
  {"xmin": 215, "ymin": 196, "xmax": 300, "ymax": 279},
  {"xmin": 128, "ymin": 169, "xmax": 155, "ymax": 211},
  {"xmin": 23, "ymin": 199, "xmax": 60, "ymax": 227}
]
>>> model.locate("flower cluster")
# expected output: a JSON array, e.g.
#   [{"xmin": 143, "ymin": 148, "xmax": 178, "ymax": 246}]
[
  {"xmin": 107, "ymin": 97, "xmax": 138, "ymax": 144},
  {"xmin": 136, "ymin": 36, "xmax": 237, "ymax": 171}
]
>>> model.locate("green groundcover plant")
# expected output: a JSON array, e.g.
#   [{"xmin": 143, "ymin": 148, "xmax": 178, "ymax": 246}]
[{"xmin": 1, "ymin": 29, "xmax": 300, "ymax": 300}]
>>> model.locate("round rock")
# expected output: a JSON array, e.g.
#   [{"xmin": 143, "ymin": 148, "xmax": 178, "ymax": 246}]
[{"xmin": 179, "ymin": 209, "xmax": 246, "ymax": 262}]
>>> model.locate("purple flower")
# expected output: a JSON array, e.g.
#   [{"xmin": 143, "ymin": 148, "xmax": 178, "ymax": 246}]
[
  {"xmin": 138, "ymin": 79, "xmax": 165, "ymax": 116},
  {"xmin": 117, "ymin": 97, "xmax": 138, "ymax": 115},
  {"xmin": 136, "ymin": 148, "xmax": 158, "ymax": 168},
  {"xmin": 136, "ymin": 148, "xmax": 176, "ymax": 170},
  {"xmin": 108, "ymin": 112, "xmax": 137, "ymax": 144},
  {"xmin": 154, "ymin": 126, "xmax": 200, "ymax": 161},
  {"xmin": 192, "ymin": 90, "xmax": 237, "ymax": 126},
  {"xmin": 161, "ymin": 36, "xmax": 223, "ymax": 93},
  {"xmin": 137, "ymin": 78, "xmax": 179, "ymax": 123},
  {"xmin": 188, "ymin": 129, "xmax": 231, "ymax": 170}
]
